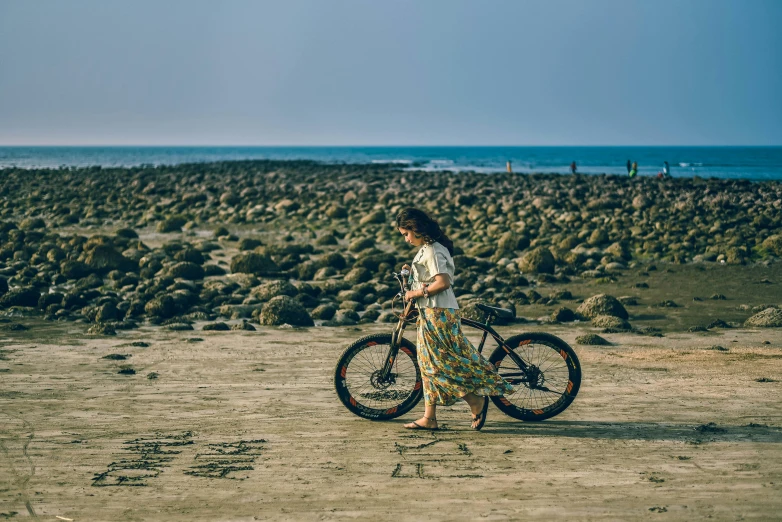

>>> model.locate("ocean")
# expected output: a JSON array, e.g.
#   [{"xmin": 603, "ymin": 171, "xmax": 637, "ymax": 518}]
[{"xmin": 1, "ymin": 146, "xmax": 781, "ymax": 181}]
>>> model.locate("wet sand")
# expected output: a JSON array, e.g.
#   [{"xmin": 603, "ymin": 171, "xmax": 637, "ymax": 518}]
[{"xmin": 1, "ymin": 320, "xmax": 781, "ymax": 521}]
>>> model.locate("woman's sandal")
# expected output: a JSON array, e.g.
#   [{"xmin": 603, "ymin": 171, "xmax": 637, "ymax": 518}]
[
  {"xmin": 472, "ymin": 397, "xmax": 489, "ymax": 431},
  {"xmin": 403, "ymin": 416, "xmax": 439, "ymax": 431}
]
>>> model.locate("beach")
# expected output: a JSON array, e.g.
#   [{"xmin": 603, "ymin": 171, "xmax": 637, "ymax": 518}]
[{"xmin": 1, "ymin": 161, "xmax": 782, "ymax": 520}]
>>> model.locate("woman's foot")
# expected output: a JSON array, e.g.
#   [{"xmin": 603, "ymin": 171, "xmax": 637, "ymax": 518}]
[
  {"xmin": 464, "ymin": 394, "xmax": 489, "ymax": 430},
  {"xmin": 403, "ymin": 416, "xmax": 438, "ymax": 430},
  {"xmin": 471, "ymin": 397, "xmax": 489, "ymax": 430}
]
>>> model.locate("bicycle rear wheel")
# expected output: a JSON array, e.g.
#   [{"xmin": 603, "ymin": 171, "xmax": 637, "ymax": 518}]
[
  {"xmin": 334, "ymin": 334, "xmax": 423, "ymax": 420},
  {"xmin": 488, "ymin": 332, "xmax": 581, "ymax": 421}
]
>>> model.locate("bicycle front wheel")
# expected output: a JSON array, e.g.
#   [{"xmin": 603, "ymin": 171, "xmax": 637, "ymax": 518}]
[
  {"xmin": 488, "ymin": 332, "xmax": 581, "ymax": 421},
  {"xmin": 334, "ymin": 334, "xmax": 423, "ymax": 420}
]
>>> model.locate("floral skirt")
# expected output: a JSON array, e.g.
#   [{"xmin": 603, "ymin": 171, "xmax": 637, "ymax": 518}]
[{"xmin": 417, "ymin": 308, "xmax": 514, "ymax": 406}]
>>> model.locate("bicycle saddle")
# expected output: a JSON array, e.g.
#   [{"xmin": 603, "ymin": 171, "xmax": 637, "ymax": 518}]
[{"xmin": 475, "ymin": 303, "xmax": 515, "ymax": 320}]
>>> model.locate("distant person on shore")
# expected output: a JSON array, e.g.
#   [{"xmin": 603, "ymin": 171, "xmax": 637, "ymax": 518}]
[
  {"xmin": 506, "ymin": 161, "xmax": 512, "ymax": 173},
  {"xmin": 629, "ymin": 162, "xmax": 638, "ymax": 178},
  {"xmin": 663, "ymin": 161, "xmax": 670, "ymax": 177},
  {"xmin": 626, "ymin": 160, "xmax": 632, "ymax": 175},
  {"xmin": 570, "ymin": 161, "xmax": 577, "ymax": 174}
]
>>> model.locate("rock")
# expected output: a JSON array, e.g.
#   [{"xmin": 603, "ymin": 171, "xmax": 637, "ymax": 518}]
[
  {"xmin": 518, "ymin": 247, "xmax": 555, "ymax": 274},
  {"xmin": 163, "ymin": 322, "xmax": 193, "ymax": 331},
  {"xmin": 115, "ymin": 228, "xmax": 139, "ymax": 239},
  {"xmin": 231, "ymin": 321, "xmax": 256, "ymax": 331},
  {"xmin": 0, "ymin": 277, "xmax": 7, "ymax": 297},
  {"xmin": 359, "ymin": 210, "xmax": 386, "ymax": 225},
  {"xmin": 323, "ymin": 309, "xmax": 359, "ymax": 326},
  {"xmin": 258, "ymin": 295, "xmax": 314, "ymax": 327},
  {"xmin": 320, "ymin": 252, "xmax": 347, "ymax": 270},
  {"xmin": 85, "ymin": 245, "xmax": 136, "ymax": 274},
  {"xmin": 95, "ymin": 302, "xmax": 120, "ymax": 322},
  {"xmin": 203, "ymin": 322, "xmax": 231, "ymax": 331},
  {"xmin": 144, "ymin": 295, "xmax": 177, "ymax": 319},
  {"xmin": 551, "ymin": 307, "xmax": 576, "ymax": 322},
  {"xmin": 591, "ymin": 315, "xmax": 631, "ymax": 330},
  {"xmin": 744, "ymin": 308, "xmax": 782, "ymax": 328},
  {"xmin": 576, "ymin": 294, "xmax": 629, "ymax": 320},
  {"xmin": 348, "ymin": 237, "xmax": 374, "ymax": 253},
  {"xmin": 344, "ymin": 267, "xmax": 372, "ymax": 285},
  {"xmin": 688, "ymin": 326, "xmax": 708, "ymax": 332},
  {"xmin": 0, "ymin": 287, "xmax": 40, "ymax": 308},
  {"xmin": 230, "ymin": 253, "xmax": 279, "ymax": 276},
  {"xmin": 761, "ymin": 235, "xmax": 782, "ymax": 256},
  {"xmin": 19, "ymin": 217, "xmax": 46, "ymax": 230},
  {"xmin": 173, "ymin": 248, "xmax": 205, "ymax": 265},
  {"xmin": 632, "ymin": 195, "xmax": 651, "ymax": 210},
  {"xmin": 252, "ymin": 280, "xmax": 298, "ymax": 301},
  {"xmin": 239, "ymin": 238, "xmax": 264, "ymax": 251},
  {"xmin": 156, "ymin": 215, "xmax": 187, "ymax": 233},
  {"xmin": 311, "ymin": 304, "xmax": 337, "ymax": 320},
  {"xmin": 0, "ymin": 322, "xmax": 28, "ymax": 331},
  {"xmin": 166, "ymin": 261, "xmax": 205, "ymax": 280},
  {"xmin": 213, "ymin": 226, "xmax": 230, "ymax": 239},
  {"xmin": 60, "ymin": 260, "xmax": 90, "ymax": 280},
  {"xmin": 325, "ymin": 204, "xmax": 348, "ymax": 218},
  {"xmin": 88, "ymin": 323, "xmax": 117, "ymax": 336},
  {"xmin": 315, "ymin": 234, "xmax": 338, "ymax": 246},
  {"xmin": 575, "ymin": 333, "xmax": 611, "ymax": 346}
]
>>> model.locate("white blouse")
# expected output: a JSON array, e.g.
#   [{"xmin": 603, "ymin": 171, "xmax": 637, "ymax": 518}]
[{"xmin": 410, "ymin": 242, "xmax": 459, "ymax": 309}]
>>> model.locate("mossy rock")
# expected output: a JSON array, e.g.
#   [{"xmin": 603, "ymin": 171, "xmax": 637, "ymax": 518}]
[
  {"xmin": 203, "ymin": 322, "xmax": 231, "ymax": 331},
  {"xmin": 518, "ymin": 247, "xmax": 555, "ymax": 274},
  {"xmin": 167, "ymin": 261, "xmax": 205, "ymax": 280},
  {"xmin": 85, "ymin": 246, "xmax": 136, "ymax": 274},
  {"xmin": 575, "ymin": 333, "xmax": 610, "ymax": 346},
  {"xmin": 744, "ymin": 307, "xmax": 782, "ymax": 328},
  {"xmin": 252, "ymin": 280, "xmax": 299, "ymax": 301},
  {"xmin": 230, "ymin": 253, "xmax": 279, "ymax": 276},
  {"xmin": 576, "ymin": 294, "xmax": 629, "ymax": 320},
  {"xmin": 591, "ymin": 315, "xmax": 631, "ymax": 330},
  {"xmin": 761, "ymin": 235, "xmax": 782, "ymax": 257},
  {"xmin": 156, "ymin": 215, "xmax": 188, "ymax": 233},
  {"xmin": 0, "ymin": 287, "xmax": 40, "ymax": 308},
  {"xmin": 258, "ymin": 296, "xmax": 314, "ymax": 327}
]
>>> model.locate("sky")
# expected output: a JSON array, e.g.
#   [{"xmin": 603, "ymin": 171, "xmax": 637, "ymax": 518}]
[{"xmin": 0, "ymin": 0, "xmax": 780, "ymax": 146}]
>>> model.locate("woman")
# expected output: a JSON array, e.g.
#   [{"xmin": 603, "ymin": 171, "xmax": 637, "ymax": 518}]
[{"xmin": 396, "ymin": 208, "xmax": 514, "ymax": 431}]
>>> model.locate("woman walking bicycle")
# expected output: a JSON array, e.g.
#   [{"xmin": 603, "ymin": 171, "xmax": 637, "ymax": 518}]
[{"xmin": 396, "ymin": 208, "xmax": 513, "ymax": 431}]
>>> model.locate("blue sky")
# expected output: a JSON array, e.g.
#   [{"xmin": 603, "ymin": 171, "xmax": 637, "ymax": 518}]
[{"xmin": 0, "ymin": 0, "xmax": 780, "ymax": 145}]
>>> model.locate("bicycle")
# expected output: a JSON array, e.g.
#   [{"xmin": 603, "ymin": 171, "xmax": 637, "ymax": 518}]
[{"xmin": 334, "ymin": 269, "xmax": 582, "ymax": 422}]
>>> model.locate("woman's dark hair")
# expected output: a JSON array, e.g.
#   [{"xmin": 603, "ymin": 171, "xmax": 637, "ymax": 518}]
[{"xmin": 395, "ymin": 207, "xmax": 454, "ymax": 255}]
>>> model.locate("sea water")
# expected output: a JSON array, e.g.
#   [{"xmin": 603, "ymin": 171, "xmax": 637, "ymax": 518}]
[{"xmin": 1, "ymin": 146, "xmax": 781, "ymax": 181}]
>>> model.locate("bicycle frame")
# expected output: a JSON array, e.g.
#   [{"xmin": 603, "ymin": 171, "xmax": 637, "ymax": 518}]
[{"xmin": 379, "ymin": 271, "xmax": 530, "ymax": 383}]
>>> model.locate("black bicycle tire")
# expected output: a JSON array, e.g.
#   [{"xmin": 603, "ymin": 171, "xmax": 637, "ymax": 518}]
[
  {"xmin": 488, "ymin": 332, "xmax": 582, "ymax": 421},
  {"xmin": 334, "ymin": 333, "xmax": 423, "ymax": 420}
]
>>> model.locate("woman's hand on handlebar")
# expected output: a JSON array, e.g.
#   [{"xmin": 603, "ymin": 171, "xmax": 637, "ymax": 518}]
[
  {"xmin": 404, "ymin": 289, "xmax": 420, "ymax": 302},
  {"xmin": 400, "ymin": 264, "xmax": 410, "ymax": 272}
]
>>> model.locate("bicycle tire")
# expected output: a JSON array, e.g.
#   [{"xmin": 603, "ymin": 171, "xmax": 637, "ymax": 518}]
[
  {"xmin": 334, "ymin": 333, "xmax": 423, "ymax": 420},
  {"xmin": 488, "ymin": 332, "xmax": 581, "ymax": 421}
]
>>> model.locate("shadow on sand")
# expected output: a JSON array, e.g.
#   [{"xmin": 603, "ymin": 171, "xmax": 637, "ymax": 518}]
[{"xmin": 484, "ymin": 419, "xmax": 782, "ymax": 443}]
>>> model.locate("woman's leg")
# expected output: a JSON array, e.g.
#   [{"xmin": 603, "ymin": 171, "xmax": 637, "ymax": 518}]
[{"xmin": 403, "ymin": 378, "xmax": 438, "ymax": 429}]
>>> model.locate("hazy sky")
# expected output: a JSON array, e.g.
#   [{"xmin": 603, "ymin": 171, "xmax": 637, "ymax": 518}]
[{"xmin": 1, "ymin": 0, "xmax": 780, "ymax": 146}]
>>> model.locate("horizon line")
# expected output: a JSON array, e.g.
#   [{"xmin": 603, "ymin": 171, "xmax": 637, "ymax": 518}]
[{"xmin": 1, "ymin": 144, "xmax": 780, "ymax": 148}]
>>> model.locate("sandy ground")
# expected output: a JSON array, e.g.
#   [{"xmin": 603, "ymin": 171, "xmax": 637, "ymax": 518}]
[{"xmin": 1, "ymin": 320, "xmax": 781, "ymax": 521}]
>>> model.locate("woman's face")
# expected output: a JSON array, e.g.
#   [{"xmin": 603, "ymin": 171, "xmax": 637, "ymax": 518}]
[{"xmin": 398, "ymin": 227, "xmax": 425, "ymax": 247}]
